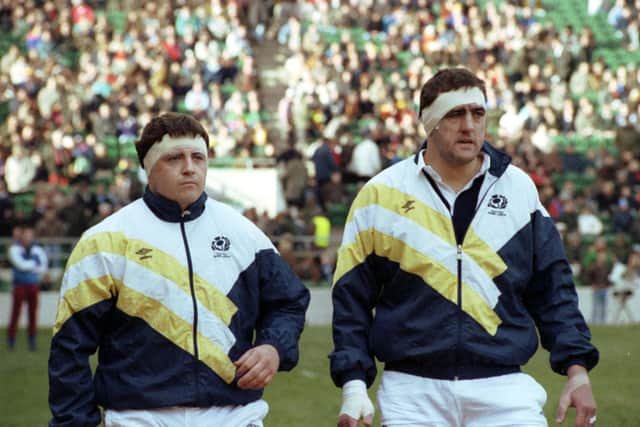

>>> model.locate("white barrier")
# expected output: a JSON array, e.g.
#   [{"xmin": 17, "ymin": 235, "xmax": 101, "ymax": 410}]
[{"xmin": 1, "ymin": 287, "xmax": 638, "ymax": 328}]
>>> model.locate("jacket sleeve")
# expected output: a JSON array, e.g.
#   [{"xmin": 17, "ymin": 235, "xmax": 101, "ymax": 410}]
[
  {"xmin": 329, "ymin": 189, "xmax": 381, "ymax": 388},
  {"xmin": 8, "ymin": 244, "xmax": 38, "ymax": 271},
  {"xmin": 524, "ymin": 209, "xmax": 599, "ymax": 375},
  {"xmin": 254, "ymin": 249, "xmax": 310, "ymax": 371},
  {"xmin": 49, "ymin": 238, "xmax": 116, "ymax": 427},
  {"xmin": 329, "ymin": 253, "xmax": 380, "ymax": 388},
  {"xmin": 33, "ymin": 244, "xmax": 49, "ymax": 276}
]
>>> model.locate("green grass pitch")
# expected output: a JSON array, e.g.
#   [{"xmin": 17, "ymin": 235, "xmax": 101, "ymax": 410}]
[{"xmin": 1, "ymin": 325, "xmax": 638, "ymax": 426}]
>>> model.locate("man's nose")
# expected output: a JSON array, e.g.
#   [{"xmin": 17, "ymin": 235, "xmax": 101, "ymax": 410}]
[
  {"xmin": 183, "ymin": 158, "xmax": 196, "ymax": 173},
  {"xmin": 460, "ymin": 111, "xmax": 474, "ymax": 130}
]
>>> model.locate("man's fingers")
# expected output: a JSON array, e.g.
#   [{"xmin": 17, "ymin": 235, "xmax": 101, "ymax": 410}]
[
  {"xmin": 363, "ymin": 414, "xmax": 373, "ymax": 426},
  {"xmin": 237, "ymin": 364, "xmax": 263, "ymax": 388},
  {"xmin": 234, "ymin": 348, "xmax": 259, "ymax": 377},
  {"xmin": 556, "ymin": 381, "xmax": 596, "ymax": 426},
  {"xmin": 337, "ymin": 414, "xmax": 358, "ymax": 427},
  {"xmin": 556, "ymin": 395, "xmax": 570, "ymax": 423},
  {"xmin": 235, "ymin": 347, "xmax": 279, "ymax": 389},
  {"xmin": 234, "ymin": 348, "xmax": 257, "ymax": 366},
  {"xmin": 572, "ymin": 384, "xmax": 597, "ymax": 427},
  {"xmin": 237, "ymin": 367, "xmax": 274, "ymax": 389}
]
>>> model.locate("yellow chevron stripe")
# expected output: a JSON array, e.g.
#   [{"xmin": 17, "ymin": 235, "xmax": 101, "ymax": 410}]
[
  {"xmin": 116, "ymin": 285, "xmax": 236, "ymax": 383},
  {"xmin": 66, "ymin": 232, "xmax": 237, "ymax": 324},
  {"xmin": 53, "ymin": 274, "xmax": 116, "ymax": 335},
  {"xmin": 53, "ymin": 276, "xmax": 236, "ymax": 383},
  {"xmin": 463, "ymin": 230, "xmax": 508, "ymax": 279},
  {"xmin": 346, "ymin": 184, "xmax": 455, "ymax": 245},
  {"xmin": 333, "ymin": 229, "xmax": 501, "ymax": 335},
  {"xmin": 346, "ymin": 183, "xmax": 506, "ymax": 280}
]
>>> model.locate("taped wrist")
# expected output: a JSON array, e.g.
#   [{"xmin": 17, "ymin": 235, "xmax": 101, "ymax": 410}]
[{"xmin": 340, "ymin": 380, "xmax": 374, "ymax": 419}]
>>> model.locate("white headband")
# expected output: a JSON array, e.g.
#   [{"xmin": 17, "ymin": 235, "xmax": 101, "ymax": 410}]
[
  {"xmin": 420, "ymin": 87, "xmax": 487, "ymax": 136},
  {"xmin": 143, "ymin": 134, "xmax": 208, "ymax": 175}
]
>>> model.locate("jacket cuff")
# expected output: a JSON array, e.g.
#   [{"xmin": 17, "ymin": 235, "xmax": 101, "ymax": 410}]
[{"xmin": 254, "ymin": 335, "xmax": 291, "ymax": 371}]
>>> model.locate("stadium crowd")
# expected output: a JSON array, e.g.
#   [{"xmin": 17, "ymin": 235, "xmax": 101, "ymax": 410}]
[{"xmin": 1, "ymin": 0, "xmax": 640, "ymax": 297}]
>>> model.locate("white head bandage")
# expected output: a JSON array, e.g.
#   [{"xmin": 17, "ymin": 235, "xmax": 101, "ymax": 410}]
[
  {"xmin": 143, "ymin": 134, "xmax": 208, "ymax": 175},
  {"xmin": 420, "ymin": 87, "xmax": 487, "ymax": 136}
]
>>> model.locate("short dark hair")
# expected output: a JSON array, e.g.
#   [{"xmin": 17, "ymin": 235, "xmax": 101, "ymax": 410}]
[
  {"xmin": 418, "ymin": 68, "xmax": 487, "ymax": 116},
  {"xmin": 135, "ymin": 112, "xmax": 210, "ymax": 165}
]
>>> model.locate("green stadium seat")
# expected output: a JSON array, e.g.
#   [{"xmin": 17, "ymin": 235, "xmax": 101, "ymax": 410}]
[{"xmin": 327, "ymin": 203, "xmax": 349, "ymax": 226}]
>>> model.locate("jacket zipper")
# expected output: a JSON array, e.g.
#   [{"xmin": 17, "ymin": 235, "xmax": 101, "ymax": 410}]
[
  {"xmin": 455, "ymin": 244, "xmax": 463, "ymax": 380},
  {"xmin": 453, "ymin": 178, "xmax": 499, "ymax": 380},
  {"xmin": 423, "ymin": 164, "xmax": 502, "ymax": 380},
  {"xmin": 180, "ymin": 211, "xmax": 200, "ymax": 402}
]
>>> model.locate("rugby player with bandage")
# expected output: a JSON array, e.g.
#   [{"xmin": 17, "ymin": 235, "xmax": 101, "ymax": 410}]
[
  {"xmin": 48, "ymin": 112, "xmax": 310, "ymax": 427},
  {"xmin": 330, "ymin": 68, "xmax": 599, "ymax": 427}
]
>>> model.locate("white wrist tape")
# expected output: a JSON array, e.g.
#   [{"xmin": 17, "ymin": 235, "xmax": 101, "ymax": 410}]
[
  {"xmin": 340, "ymin": 379, "xmax": 374, "ymax": 420},
  {"xmin": 143, "ymin": 134, "xmax": 208, "ymax": 175},
  {"xmin": 420, "ymin": 86, "xmax": 486, "ymax": 136}
]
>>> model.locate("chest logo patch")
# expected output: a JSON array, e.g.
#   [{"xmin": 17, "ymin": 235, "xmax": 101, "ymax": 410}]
[
  {"xmin": 488, "ymin": 194, "xmax": 508, "ymax": 216},
  {"xmin": 211, "ymin": 236, "xmax": 231, "ymax": 257}
]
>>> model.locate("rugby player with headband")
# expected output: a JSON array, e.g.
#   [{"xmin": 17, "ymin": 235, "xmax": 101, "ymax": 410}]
[
  {"xmin": 49, "ymin": 112, "xmax": 310, "ymax": 427},
  {"xmin": 331, "ymin": 68, "xmax": 598, "ymax": 427}
]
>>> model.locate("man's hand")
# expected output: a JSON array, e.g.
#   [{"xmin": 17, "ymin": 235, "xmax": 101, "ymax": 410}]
[
  {"xmin": 234, "ymin": 344, "xmax": 280, "ymax": 390},
  {"xmin": 338, "ymin": 380, "xmax": 374, "ymax": 427},
  {"xmin": 556, "ymin": 365, "xmax": 597, "ymax": 427}
]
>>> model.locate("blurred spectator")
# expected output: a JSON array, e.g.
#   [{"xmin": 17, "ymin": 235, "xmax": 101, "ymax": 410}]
[
  {"xmin": 277, "ymin": 142, "xmax": 309, "ymax": 209},
  {"xmin": 577, "ymin": 203, "xmax": 603, "ymax": 236},
  {"xmin": 612, "ymin": 199, "xmax": 634, "ymax": 233},
  {"xmin": 0, "ymin": 0, "xmax": 639, "ymax": 292},
  {"xmin": 608, "ymin": 247, "xmax": 640, "ymax": 323},
  {"xmin": 584, "ymin": 251, "xmax": 613, "ymax": 325},
  {"xmin": 0, "ymin": 180, "xmax": 14, "ymax": 236},
  {"xmin": 6, "ymin": 222, "xmax": 48, "ymax": 351},
  {"xmin": 345, "ymin": 128, "xmax": 382, "ymax": 183},
  {"xmin": 311, "ymin": 136, "xmax": 340, "ymax": 212},
  {"xmin": 4, "ymin": 145, "xmax": 36, "ymax": 193}
]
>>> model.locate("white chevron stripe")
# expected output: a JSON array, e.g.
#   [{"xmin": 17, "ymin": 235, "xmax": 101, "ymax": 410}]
[
  {"xmin": 347, "ymin": 204, "xmax": 501, "ymax": 308},
  {"xmin": 63, "ymin": 253, "xmax": 236, "ymax": 352}
]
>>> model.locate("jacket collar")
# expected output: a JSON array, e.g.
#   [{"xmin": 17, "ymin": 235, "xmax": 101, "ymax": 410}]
[
  {"xmin": 143, "ymin": 187, "xmax": 207, "ymax": 223},
  {"xmin": 413, "ymin": 140, "xmax": 511, "ymax": 177}
]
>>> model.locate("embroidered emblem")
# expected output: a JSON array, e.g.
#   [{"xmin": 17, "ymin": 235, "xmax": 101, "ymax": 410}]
[
  {"xmin": 401, "ymin": 200, "xmax": 416, "ymax": 213},
  {"xmin": 136, "ymin": 248, "xmax": 153, "ymax": 260},
  {"xmin": 487, "ymin": 194, "xmax": 508, "ymax": 216},
  {"xmin": 211, "ymin": 236, "xmax": 231, "ymax": 257}
]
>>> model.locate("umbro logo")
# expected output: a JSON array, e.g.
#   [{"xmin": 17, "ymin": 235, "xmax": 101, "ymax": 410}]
[
  {"xmin": 401, "ymin": 199, "xmax": 416, "ymax": 213},
  {"xmin": 136, "ymin": 248, "xmax": 153, "ymax": 260},
  {"xmin": 488, "ymin": 194, "xmax": 508, "ymax": 216},
  {"xmin": 211, "ymin": 236, "xmax": 231, "ymax": 258}
]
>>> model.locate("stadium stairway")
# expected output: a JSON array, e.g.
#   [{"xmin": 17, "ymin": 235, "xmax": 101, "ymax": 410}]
[{"xmin": 254, "ymin": 38, "xmax": 289, "ymax": 151}]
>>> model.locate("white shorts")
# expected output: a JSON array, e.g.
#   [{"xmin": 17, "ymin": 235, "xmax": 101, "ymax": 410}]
[
  {"xmin": 104, "ymin": 399, "xmax": 269, "ymax": 427},
  {"xmin": 378, "ymin": 371, "xmax": 547, "ymax": 427}
]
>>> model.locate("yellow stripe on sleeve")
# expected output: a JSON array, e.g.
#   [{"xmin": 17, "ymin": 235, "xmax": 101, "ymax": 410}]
[{"xmin": 53, "ymin": 275, "xmax": 117, "ymax": 335}]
